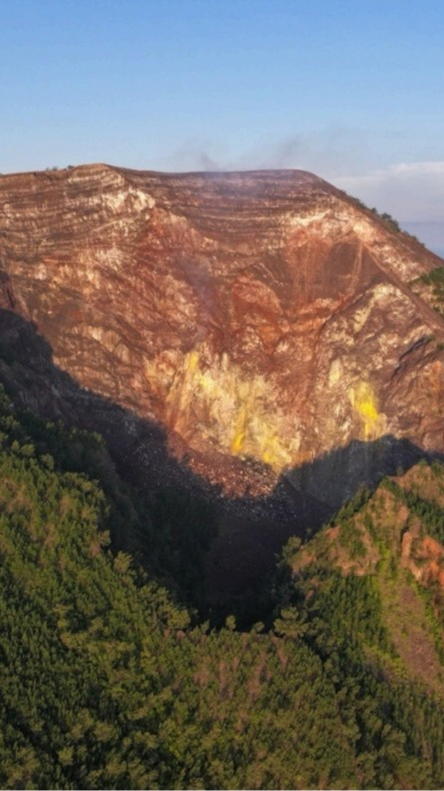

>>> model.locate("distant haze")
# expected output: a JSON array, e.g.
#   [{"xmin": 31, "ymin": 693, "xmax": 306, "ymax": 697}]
[
  {"xmin": 400, "ymin": 222, "xmax": 444, "ymax": 259},
  {"xmin": 332, "ymin": 162, "xmax": 444, "ymax": 225}
]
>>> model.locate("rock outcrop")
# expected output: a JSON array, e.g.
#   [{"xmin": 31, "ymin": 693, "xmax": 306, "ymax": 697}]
[{"xmin": 1, "ymin": 164, "xmax": 444, "ymax": 514}]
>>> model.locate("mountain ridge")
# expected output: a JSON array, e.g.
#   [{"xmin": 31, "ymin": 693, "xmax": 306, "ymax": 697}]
[{"xmin": 2, "ymin": 164, "xmax": 444, "ymax": 597}]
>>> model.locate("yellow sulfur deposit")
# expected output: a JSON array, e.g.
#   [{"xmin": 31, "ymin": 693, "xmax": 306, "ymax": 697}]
[
  {"xmin": 187, "ymin": 349, "xmax": 199, "ymax": 373},
  {"xmin": 150, "ymin": 345, "xmax": 301, "ymax": 471},
  {"xmin": 261, "ymin": 435, "xmax": 290, "ymax": 467},
  {"xmin": 350, "ymin": 381, "xmax": 381, "ymax": 440},
  {"xmin": 231, "ymin": 404, "xmax": 247, "ymax": 454}
]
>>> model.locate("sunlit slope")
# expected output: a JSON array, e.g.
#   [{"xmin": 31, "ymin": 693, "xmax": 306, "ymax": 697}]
[{"xmin": 1, "ymin": 166, "xmax": 444, "ymax": 499}]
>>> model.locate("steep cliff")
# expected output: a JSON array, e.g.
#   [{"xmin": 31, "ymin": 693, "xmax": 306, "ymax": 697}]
[{"xmin": 1, "ymin": 164, "xmax": 444, "ymax": 515}]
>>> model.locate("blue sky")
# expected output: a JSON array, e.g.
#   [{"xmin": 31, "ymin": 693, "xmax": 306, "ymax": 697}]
[{"xmin": 1, "ymin": 0, "xmax": 444, "ymax": 241}]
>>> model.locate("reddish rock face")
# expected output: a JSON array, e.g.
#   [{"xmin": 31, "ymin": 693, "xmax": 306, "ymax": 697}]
[{"xmin": 1, "ymin": 164, "xmax": 444, "ymax": 508}]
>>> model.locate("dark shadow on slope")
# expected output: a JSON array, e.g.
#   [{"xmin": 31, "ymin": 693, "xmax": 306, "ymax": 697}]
[
  {"xmin": 0, "ymin": 307, "xmax": 440, "ymax": 613},
  {"xmin": 204, "ymin": 436, "xmax": 434, "ymax": 610}
]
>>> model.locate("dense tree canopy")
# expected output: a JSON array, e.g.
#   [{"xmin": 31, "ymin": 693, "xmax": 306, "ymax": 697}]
[{"xmin": 1, "ymin": 385, "xmax": 444, "ymax": 789}]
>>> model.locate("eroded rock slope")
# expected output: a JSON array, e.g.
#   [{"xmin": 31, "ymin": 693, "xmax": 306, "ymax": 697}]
[{"xmin": 1, "ymin": 164, "xmax": 444, "ymax": 509}]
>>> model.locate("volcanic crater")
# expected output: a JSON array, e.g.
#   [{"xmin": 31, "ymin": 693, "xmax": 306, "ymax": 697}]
[{"xmin": 1, "ymin": 164, "xmax": 444, "ymax": 597}]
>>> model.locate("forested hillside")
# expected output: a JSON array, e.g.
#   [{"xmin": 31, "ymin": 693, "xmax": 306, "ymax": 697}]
[{"xmin": 1, "ymin": 385, "xmax": 444, "ymax": 788}]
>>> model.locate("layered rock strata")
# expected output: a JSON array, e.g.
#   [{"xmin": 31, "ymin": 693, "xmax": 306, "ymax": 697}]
[{"xmin": 1, "ymin": 164, "xmax": 444, "ymax": 512}]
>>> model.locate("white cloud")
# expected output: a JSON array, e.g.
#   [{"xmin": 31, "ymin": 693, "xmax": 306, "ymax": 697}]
[{"xmin": 333, "ymin": 161, "xmax": 444, "ymax": 222}]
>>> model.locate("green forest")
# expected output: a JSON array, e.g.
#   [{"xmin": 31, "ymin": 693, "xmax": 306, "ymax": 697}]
[{"xmin": 1, "ymin": 384, "xmax": 444, "ymax": 789}]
